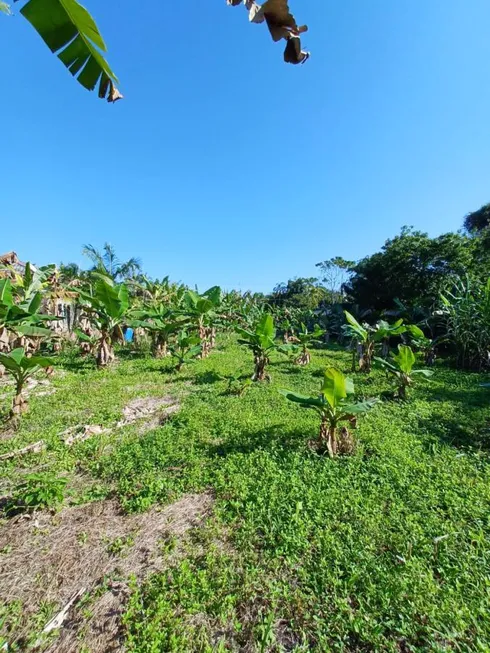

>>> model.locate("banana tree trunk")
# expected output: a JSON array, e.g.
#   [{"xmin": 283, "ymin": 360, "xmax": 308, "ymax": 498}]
[
  {"xmin": 359, "ymin": 341, "xmax": 374, "ymax": 373},
  {"xmin": 320, "ymin": 418, "xmax": 337, "ymax": 457},
  {"xmin": 381, "ymin": 340, "xmax": 390, "ymax": 358},
  {"xmin": 198, "ymin": 323, "xmax": 210, "ymax": 359},
  {"xmin": 11, "ymin": 381, "xmax": 28, "ymax": 418},
  {"xmin": 0, "ymin": 327, "xmax": 10, "ymax": 353},
  {"xmin": 97, "ymin": 332, "xmax": 115, "ymax": 367},
  {"xmin": 397, "ymin": 377, "xmax": 410, "ymax": 400},
  {"xmin": 296, "ymin": 348, "xmax": 311, "ymax": 366},
  {"xmin": 252, "ymin": 354, "xmax": 269, "ymax": 382},
  {"xmin": 153, "ymin": 337, "xmax": 168, "ymax": 359}
]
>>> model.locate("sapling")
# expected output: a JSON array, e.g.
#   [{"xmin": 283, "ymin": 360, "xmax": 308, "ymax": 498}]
[
  {"xmin": 280, "ymin": 367, "xmax": 377, "ymax": 457},
  {"xmin": 375, "ymin": 344, "xmax": 433, "ymax": 400}
]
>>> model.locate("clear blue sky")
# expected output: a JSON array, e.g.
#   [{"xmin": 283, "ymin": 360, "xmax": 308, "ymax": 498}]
[{"xmin": 1, "ymin": 0, "xmax": 490, "ymax": 292}]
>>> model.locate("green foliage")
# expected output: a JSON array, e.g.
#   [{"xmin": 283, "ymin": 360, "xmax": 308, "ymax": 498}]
[
  {"xmin": 291, "ymin": 323, "xmax": 325, "ymax": 365},
  {"xmin": 236, "ymin": 313, "xmax": 280, "ymax": 381},
  {"xmin": 343, "ymin": 311, "xmax": 414, "ymax": 372},
  {"xmin": 0, "ymin": 347, "xmax": 54, "ymax": 417},
  {"xmin": 8, "ymin": 473, "xmax": 67, "ymax": 513},
  {"xmin": 269, "ymin": 277, "xmax": 330, "ymax": 309},
  {"xmin": 440, "ymin": 276, "xmax": 490, "ymax": 370},
  {"xmin": 464, "ymin": 202, "xmax": 490, "ymax": 234},
  {"xmin": 82, "ymin": 243, "xmax": 141, "ymax": 281},
  {"xmin": 2, "ymin": 337, "xmax": 490, "ymax": 650},
  {"xmin": 315, "ymin": 256, "xmax": 354, "ymax": 302},
  {"xmin": 0, "ymin": 278, "xmax": 52, "ymax": 338},
  {"xmin": 78, "ymin": 275, "xmax": 130, "ymax": 366},
  {"xmin": 15, "ymin": 0, "xmax": 121, "ymax": 100},
  {"xmin": 280, "ymin": 367, "xmax": 377, "ymax": 456},
  {"xmin": 375, "ymin": 344, "xmax": 433, "ymax": 400},
  {"xmin": 345, "ymin": 227, "xmax": 478, "ymax": 310},
  {"xmin": 168, "ymin": 330, "xmax": 201, "ymax": 371}
]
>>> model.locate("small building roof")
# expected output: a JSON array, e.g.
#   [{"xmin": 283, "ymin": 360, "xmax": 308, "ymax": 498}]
[{"xmin": 0, "ymin": 251, "xmax": 37, "ymax": 276}]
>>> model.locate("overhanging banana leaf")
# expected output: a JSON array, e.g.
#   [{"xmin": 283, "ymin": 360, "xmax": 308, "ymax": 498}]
[
  {"xmin": 16, "ymin": 0, "xmax": 122, "ymax": 101},
  {"xmin": 13, "ymin": 324, "xmax": 53, "ymax": 337},
  {"xmin": 0, "ymin": 2, "xmax": 11, "ymax": 14},
  {"xmin": 278, "ymin": 389, "xmax": 326, "ymax": 409}
]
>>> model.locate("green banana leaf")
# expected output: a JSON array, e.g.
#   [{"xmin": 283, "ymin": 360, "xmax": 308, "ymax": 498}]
[
  {"xmin": 344, "ymin": 311, "xmax": 367, "ymax": 341},
  {"xmin": 411, "ymin": 369, "xmax": 433, "ymax": 377},
  {"xmin": 340, "ymin": 398, "xmax": 379, "ymax": 415},
  {"xmin": 0, "ymin": 347, "xmax": 25, "ymax": 368},
  {"xmin": 278, "ymin": 389, "xmax": 326, "ymax": 409},
  {"xmin": 0, "ymin": 279, "xmax": 13, "ymax": 306},
  {"xmin": 393, "ymin": 345, "xmax": 416, "ymax": 374},
  {"xmin": 321, "ymin": 368, "xmax": 349, "ymax": 408},
  {"xmin": 12, "ymin": 324, "xmax": 53, "ymax": 337},
  {"xmin": 17, "ymin": 0, "xmax": 121, "ymax": 101}
]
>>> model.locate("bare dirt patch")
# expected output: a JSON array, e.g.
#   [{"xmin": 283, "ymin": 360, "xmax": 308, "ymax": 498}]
[
  {"xmin": 117, "ymin": 396, "xmax": 180, "ymax": 433},
  {"xmin": 0, "ymin": 492, "xmax": 214, "ymax": 652}
]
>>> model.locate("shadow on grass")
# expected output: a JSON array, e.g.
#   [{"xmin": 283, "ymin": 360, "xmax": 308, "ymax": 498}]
[
  {"xmin": 207, "ymin": 425, "xmax": 309, "ymax": 458},
  {"xmin": 56, "ymin": 357, "xmax": 96, "ymax": 373},
  {"xmin": 194, "ymin": 371, "xmax": 224, "ymax": 386},
  {"xmin": 116, "ymin": 347, "xmax": 153, "ymax": 361},
  {"xmin": 418, "ymin": 415, "xmax": 490, "ymax": 451}
]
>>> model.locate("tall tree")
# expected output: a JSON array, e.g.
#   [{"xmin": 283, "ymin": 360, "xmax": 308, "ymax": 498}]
[
  {"xmin": 345, "ymin": 227, "xmax": 475, "ymax": 311},
  {"xmin": 82, "ymin": 243, "xmax": 142, "ymax": 283},
  {"xmin": 464, "ymin": 202, "xmax": 490, "ymax": 234},
  {"xmin": 315, "ymin": 257, "xmax": 354, "ymax": 303},
  {"xmin": 269, "ymin": 277, "xmax": 330, "ymax": 309}
]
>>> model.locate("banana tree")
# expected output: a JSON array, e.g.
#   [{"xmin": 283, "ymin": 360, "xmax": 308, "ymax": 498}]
[
  {"xmin": 375, "ymin": 318, "xmax": 407, "ymax": 358},
  {"xmin": 291, "ymin": 323, "xmax": 325, "ymax": 365},
  {"xmin": 343, "ymin": 311, "xmax": 407, "ymax": 372},
  {"xmin": 406, "ymin": 324, "xmax": 437, "ymax": 366},
  {"xmin": 375, "ymin": 345, "xmax": 433, "ymax": 400},
  {"xmin": 236, "ymin": 313, "xmax": 281, "ymax": 382},
  {"xmin": 0, "ymin": 347, "xmax": 54, "ymax": 417},
  {"xmin": 131, "ymin": 307, "xmax": 188, "ymax": 358},
  {"xmin": 0, "ymin": 278, "xmax": 52, "ymax": 354},
  {"xmin": 5, "ymin": 0, "xmax": 121, "ymax": 101},
  {"xmin": 183, "ymin": 286, "xmax": 222, "ymax": 358},
  {"xmin": 280, "ymin": 368, "xmax": 377, "ymax": 457},
  {"xmin": 168, "ymin": 330, "xmax": 202, "ymax": 372},
  {"xmin": 78, "ymin": 275, "xmax": 130, "ymax": 366},
  {"xmin": 342, "ymin": 312, "xmax": 375, "ymax": 372}
]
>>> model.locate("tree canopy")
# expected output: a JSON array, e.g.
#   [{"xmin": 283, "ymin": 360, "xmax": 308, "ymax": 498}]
[
  {"xmin": 343, "ymin": 227, "xmax": 477, "ymax": 311},
  {"xmin": 464, "ymin": 202, "xmax": 490, "ymax": 234}
]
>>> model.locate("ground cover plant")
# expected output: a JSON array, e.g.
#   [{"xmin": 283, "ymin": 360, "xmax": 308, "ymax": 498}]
[
  {"xmin": 1, "ymin": 243, "xmax": 490, "ymax": 651},
  {"xmin": 1, "ymin": 332, "xmax": 490, "ymax": 651}
]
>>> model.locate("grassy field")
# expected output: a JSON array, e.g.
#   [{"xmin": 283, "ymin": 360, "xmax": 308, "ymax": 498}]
[{"xmin": 1, "ymin": 336, "xmax": 490, "ymax": 652}]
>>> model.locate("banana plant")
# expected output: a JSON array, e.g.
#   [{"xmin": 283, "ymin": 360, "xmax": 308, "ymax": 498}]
[
  {"xmin": 78, "ymin": 275, "xmax": 130, "ymax": 366},
  {"xmin": 183, "ymin": 286, "xmax": 222, "ymax": 358},
  {"xmin": 280, "ymin": 368, "xmax": 377, "ymax": 457},
  {"xmin": 375, "ymin": 344, "xmax": 433, "ymax": 400},
  {"xmin": 405, "ymin": 324, "xmax": 437, "ymax": 366},
  {"xmin": 131, "ymin": 306, "xmax": 188, "ymax": 358},
  {"xmin": 343, "ymin": 311, "xmax": 407, "ymax": 372},
  {"xmin": 0, "ymin": 347, "xmax": 54, "ymax": 418},
  {"xmin": 291, "ymin": 323, "xmax": 325, "ymax": 365},
  {"xmin": 236, "ymin": 313, "xmax": 280, "ymax": 382},
  {"xmin": 168, "ymin": 330, "xmax": 202, "ymax": 372},
  {"xmin": 5, "ymin": 0, "xmax": 121, "ymax": 101},
  {"xmin": 0, "ymin": 278, "xmax": 53, "ymax": 353},
  {"xmin": 375, "ymin": 319, "xmax": 407, "ymax": 358}
]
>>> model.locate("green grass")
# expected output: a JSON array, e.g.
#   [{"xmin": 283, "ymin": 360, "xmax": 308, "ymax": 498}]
[{"xmin": 2, "ymin": 336, "xmax": 490, "ymax": 651}]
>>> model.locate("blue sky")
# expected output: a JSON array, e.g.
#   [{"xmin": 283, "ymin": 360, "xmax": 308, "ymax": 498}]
[{"xmin": 1, "ymin": 0, "xmax": 490, "ymax": 292}]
